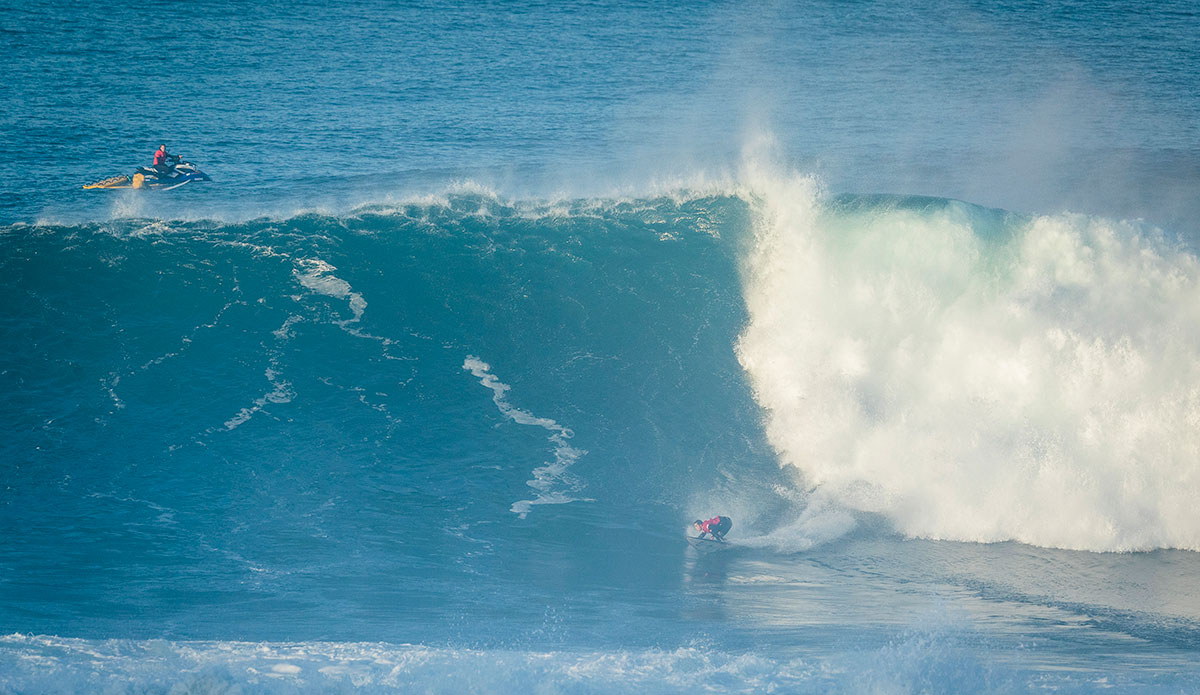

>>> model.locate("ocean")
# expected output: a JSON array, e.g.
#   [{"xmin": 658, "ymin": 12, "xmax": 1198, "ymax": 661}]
[{"xmin": 2, "ymin": 1, "xmax": 1199, "ymax": 692}]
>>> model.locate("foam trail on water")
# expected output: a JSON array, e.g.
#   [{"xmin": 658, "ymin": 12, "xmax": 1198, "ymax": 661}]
[
  {"xmin": 222, "ymin": 362, "xmax": 296, "ymax": 432},
  {"xmin": 463, "ymin": 356, "xmax": 590, "ymax": 518},
  {"xmin": 0, "ymin": 633, "xmax": 1028, "ymax": 694},
  {"xmin": 735, "ymin": 159, "xmax": 1200, "ymax": 552},
  {"xmin": 294, "ymin": 258, "xmax": 367, "ymax": 324}
]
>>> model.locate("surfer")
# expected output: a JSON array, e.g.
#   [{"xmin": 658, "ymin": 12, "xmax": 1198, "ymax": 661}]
[{"xmin": 693, "ymin": 515, "xmax": 732, "ymax": 542}]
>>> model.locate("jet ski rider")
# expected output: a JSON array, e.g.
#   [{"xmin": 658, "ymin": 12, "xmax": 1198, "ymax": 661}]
[
  {"xmin": 153, "ymin": 144, "xmax": 180, "ymax": 175},
  {"xmin": 693, "ymin": 515, "xmax": 732, "ymax": 542}
]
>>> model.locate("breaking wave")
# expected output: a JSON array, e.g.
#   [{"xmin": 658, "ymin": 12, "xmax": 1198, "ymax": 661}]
[{"xmin": 735, "ymin": 164, "xmax": 1200, "ymax": 552}]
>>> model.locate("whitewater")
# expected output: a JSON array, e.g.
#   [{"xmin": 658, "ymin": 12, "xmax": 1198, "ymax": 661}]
[
  {"xmin": 735, "ymin": 167, "xmax": 1200, "ymax": 552},
  {"xmin": 3, "ymin": 0, "xmax": 1200, "ymax": 692}
]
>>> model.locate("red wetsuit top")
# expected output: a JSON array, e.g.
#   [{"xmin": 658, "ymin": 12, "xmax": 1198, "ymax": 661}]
[
  {"xmin": 154, "ymin": 148, "xmax": 167, "ymax": 166},
  {"xmin": 697, "ymin": 516, "xmax": 722, "ymax": 533}
]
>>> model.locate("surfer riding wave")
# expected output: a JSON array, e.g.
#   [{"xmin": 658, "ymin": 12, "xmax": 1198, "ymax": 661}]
[{"xmin": 693, "ymin": 515, "xmax": 732, "ymax": 542}]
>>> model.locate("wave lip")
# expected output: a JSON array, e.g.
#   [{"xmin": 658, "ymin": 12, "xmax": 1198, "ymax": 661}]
[{"xmin": 735, "ymin": 170, "xmax": 1200, "ymax": 553}]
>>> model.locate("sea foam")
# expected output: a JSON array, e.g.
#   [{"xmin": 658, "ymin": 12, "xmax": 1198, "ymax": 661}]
[{"xmin": 735, "ymin": 163, "xmax": 1200, "ymax": 552}]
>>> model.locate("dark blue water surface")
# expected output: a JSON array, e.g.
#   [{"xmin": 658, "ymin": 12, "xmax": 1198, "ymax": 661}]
[
  {"xmin": 3, "ymin": 0, "xmax": 1198, "ymax": 229},
  {"xmin": 2, "ymin": 1, "xmax": 1200, "ymax": 693}
]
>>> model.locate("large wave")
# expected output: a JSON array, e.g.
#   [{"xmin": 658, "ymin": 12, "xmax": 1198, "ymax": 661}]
[
  {"xmin": 3, "ymin": 170, "xmax": 1198, "ymax": 561},
  {"xmin": 735, "ymin": 165, "xmax": 1200, "ymax": 552}
]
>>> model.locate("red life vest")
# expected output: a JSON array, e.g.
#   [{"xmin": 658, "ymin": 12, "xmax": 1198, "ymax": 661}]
[{"xmin": 154, "ymin": 148, "xmax": 166, "ymax": 166}]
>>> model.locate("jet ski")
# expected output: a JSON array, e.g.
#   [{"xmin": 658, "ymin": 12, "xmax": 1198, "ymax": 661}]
[{"xmin": 84, "ymin": 158, "xmax": 211, "ymax": 190}]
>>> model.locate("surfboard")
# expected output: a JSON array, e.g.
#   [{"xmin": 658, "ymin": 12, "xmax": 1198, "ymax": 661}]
[{"xmin": 687, "ymin": 535, "xmax": 732, "ymax": 553}]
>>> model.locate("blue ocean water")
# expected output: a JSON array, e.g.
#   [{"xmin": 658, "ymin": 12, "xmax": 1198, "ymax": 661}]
[{"xmin": 3, "ymin": 1, "xmax": 1200, "ymax": 692}]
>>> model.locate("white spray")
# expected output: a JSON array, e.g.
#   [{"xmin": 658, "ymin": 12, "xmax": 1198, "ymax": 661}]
[{"xmin": 735, "ymin": 158, "xmax": 1200, "ymax": 552}]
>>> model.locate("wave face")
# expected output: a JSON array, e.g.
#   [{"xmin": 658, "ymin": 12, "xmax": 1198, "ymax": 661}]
[
  {"xmin": 0, "ymin": 189, "xmax": 789, "ymax": 638},
  {"xmin": 736, "ymin": 172, "xmax": 1200, "ymax": 552},
  {"xmin": 4, "ymin": 181, "xmax": 1200, "ymax": 691},
  {"xmin": 5, "ymin": 182, "xmax": 1200, "ymax": 566}
]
